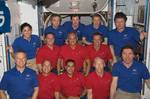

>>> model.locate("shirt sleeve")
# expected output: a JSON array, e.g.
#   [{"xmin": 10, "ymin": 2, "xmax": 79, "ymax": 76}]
[
  {"xmin": 53, "ymin": 76, "xmax": 61, "ymax": 92},
  {"xmin": 57, "ymin": 75, "xmax": 62, "ymax": 92},
  {"xmin": 0, "ymin": 72, "xmax": 8, "ymax": 90},
  {"xmin": 101, "ymin": 25, "xmax": 109, "ymax": 37},
  {"xmin": 36, "ymin": 48, "xmax": 44, "ymax": 64},
  {"xmin": 62, "ymin": 27, "xmax": 68, "ymax": 40},
  {"xmin": 86, "ymin": 46, "xmax": 91, "ymax": 60},
  {"xmin": 58, "ymin": 46, "xmax": 63, "ymax": 59},
  {"xmin": 132, "ymin": 28, "xmax": 140, "ymax": 41},
  {"xmin": 108, "ymin": 31, "xmax": 114, "ymax": 45},
  {"xmin": 82, "ymin": 46, "xmax": 89, "ymax": 59},
  {"xmin": 85, "ymin": 75, "xmax": 93, "ymax": 89},
  {"xmin": 36, "ymin": 36, "xmax": 41, "ymax": 48},
  {"xmin": 141, "ymin": 64, "xmax": 150, "ymax": 80},
  {"xmin": 79, "ymin": 74, "xmax": 86, "ymax": 89},
  {"xmin": 82, "ymin": 25, "xmax": 88, "ymax": 38},
  {"xmin": 12, "ymin": 38, "xmax": 19, "ymax": 53},
  {"xmin": 106, "ymin": 45, "xmax": 113, "ymax": 60},
  {"xmin": 31, "ymin": 71, "xmax": 39, "ymax": 88},
  {"xmin": 112, "ymin": 63, "xmax": 120, "ymax": 77},
  {"xmin": 62, "ymin": 22, "xmax": 67, "ymax": 29},
  {"xmin": 44, "ymin": 27, "xmax": 50, "ymax": 34}
]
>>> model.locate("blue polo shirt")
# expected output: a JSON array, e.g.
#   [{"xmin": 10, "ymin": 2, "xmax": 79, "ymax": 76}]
[
  {"xmin": 108, "ymin": 27, "xmax": 140, "ymax": 56},
  {"xmin": 0, "ymin": 67, "xmax": 38, "ymax": 99},
  {"xmin": 112, "ymin": 60, "xmax": 150, "ymax": 93},
  {"xmin": 63, "ymin": 21, "xmax": 86, "ymax": 40},
  {"xmin": 12, "ymin": 35, "xmax": 41, "ymax": 59},
  {"xmin": 83, "ymin": 24, "xmax": 109, "ymax": 42},
  {"xmin": 44, "ymin": 25, "xmax": 67, "ymax": 46}
]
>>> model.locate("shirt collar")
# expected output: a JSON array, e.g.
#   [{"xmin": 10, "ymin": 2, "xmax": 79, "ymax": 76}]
[
  {"xmin": 21, "ymin": 35, "xmax": 32, "ymax": 41},
  {"xmin": 115, "ymin": 27, "xmax": 127, "ymax": 33},
  {"xmin": 14, "ymin": 66, "xmax": 27, "ymax": 74},
  {"xmin": 121, "ymin": 60, "xmax": 135, "ymax": 69}
]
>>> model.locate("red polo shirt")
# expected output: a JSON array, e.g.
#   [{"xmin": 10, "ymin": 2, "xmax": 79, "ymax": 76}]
[
  {"xmin": 59, "ymin": 44, "xmax": 88, "ymax": 71},
  {"xmin": 86, "ymin": 72, "xmax": 112, "ymax": 99},
  {"xmin": 59, "ymin": 72, "xmax": 85, "ymax": 97},
  {"xmin": 87, "ymin": 44, "xmax": 112, "ymax": 65},
  {"xmin": 37, "ymin": 73, "xmax": 60, "ymax": 99},
  {"xmin": 36, "ymin": 45, "xmax": 60, "ymax": 69}
]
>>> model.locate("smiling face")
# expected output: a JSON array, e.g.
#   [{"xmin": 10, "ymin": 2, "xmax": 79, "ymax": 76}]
[
  {"xmin": 121, "ymin": 48, "xmax": 135, "ymax": 65},
  {"xmin": 45, "ymin": 33, "xmax": 55, "ymax": 46},
  {"xmin": 71, "ymin": 16, "xmax": 80, "ymax": 27},
  {"xmin": 42, "ymin": 60, "xmax": 52, "ymax": 74},
  {"xmin": 66, "ymin": 61, "xmax": 75, "ymax": 76},
  {"xmin": 115, "ymin": 18, "xmax": 126, "ymax": 31},
  {"xmin": 51, "ymin": 16, "xmax": 61, "ymax": 28},
  {"xmin": 93, "ymin": 34, "xmax": 103, "ymax": 47},
  {"xmin": 22, "ymin": 26, "xmax": 32, "ymax": 39},
  {"xmin": 114, "ymin": 12, "xmax": 127, "ymax": 32},
  {"xmin": 68, "ymin": 32, "xmax": 77, "ymax": 46},
  {"xmin": 15, "ymin": 52, "xmax": 27, "ymax": 69},
  {"xmin": 93, "ymin": 16, "xmax": 101, "ymax": 28},
  {"xmin": 93, "ymin": 57, "xmax": 105, "ymax": 74}
]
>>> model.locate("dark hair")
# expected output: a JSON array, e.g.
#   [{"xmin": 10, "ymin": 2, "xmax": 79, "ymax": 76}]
[
  {"xmin": 65, "ymin": 59, "xmax": 75, "ymax": 66},
  {"xmin": 92, "ymin": 32, "xmax": 104, "ymax": 42},
  {"xmin": 14, "ymin": 50, "xmax": 27, "ymax": 57},
  {"xmin": 120, "ymin": 45, "xmax": 135, "ymax": 56},
  {"xmin": 44, "ymin": 32, "xmax": 55, "ymax": 38},
  {"xmin": 50, "ymin": 14, "xmax": 61, "ymax": 22},
  {"xmin": 20, "ymin": 23, "xmax": 32, "ymax": 32},
  {"xmin": 92, "ymin": 13, "xmax": 102, "ymax": 20},
  {"xmin": 114, "ymin": 12, "xmax": 127, "ymax": 22},
  {"xmin": 70, "ymin": 14, "xmax": 80, "ymax": 20}
]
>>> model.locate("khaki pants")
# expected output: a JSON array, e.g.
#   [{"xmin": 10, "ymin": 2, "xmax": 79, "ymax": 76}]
[
  {"xmin": 114, "ymin": 89, "xmax": 141, "ymax": 99},
  {"xmin": 26, "ymin": 58, "xmax": 38, "ymax": 73}
]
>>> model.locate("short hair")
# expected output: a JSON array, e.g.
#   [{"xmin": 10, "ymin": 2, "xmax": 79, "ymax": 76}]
[
  {"xmin": 41, "ymin": 59, "xmax": 51, "ymax": 66},
  {"xmin": 44, "ymin": 32, "xmax": 55, "ymax": 38},
  {"xmin": 93, "ymin": 57, "xmax": 105, "ymax": 67},
  {"xmin": 92, "ymin": 32, "xmax": 104, "ymax": 42},
  {"xmin": 92, "ymin": 13, "xmax": 102, "ymax": 20},
  {"xmin": 20, "ymin": 23, "xmax": 32, "ymax": 32},
  {"xmin": 14, "ymin": 50, "xmax": 27, "ymax": 58},
  {"xmin": 114, "ymin": 12, "xmax": 127, "ymax": 22},
  {"xmin": 50, "ymin": 14, "xmax": 61, "ymax": 22},
  {"xmin": 70, "ymin": 14, "xmax": 80, "ymax": 20},
  {"xmin": 65, "ymin": 59, "xmax": 76, "ymax": 66},
  {"xmin": 120, "ymin": 45, "xmax": 135, "ymax": 56},
  {"xmin": 67, "ymin": 31, "xmax": 78, "ymax": 39}
]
